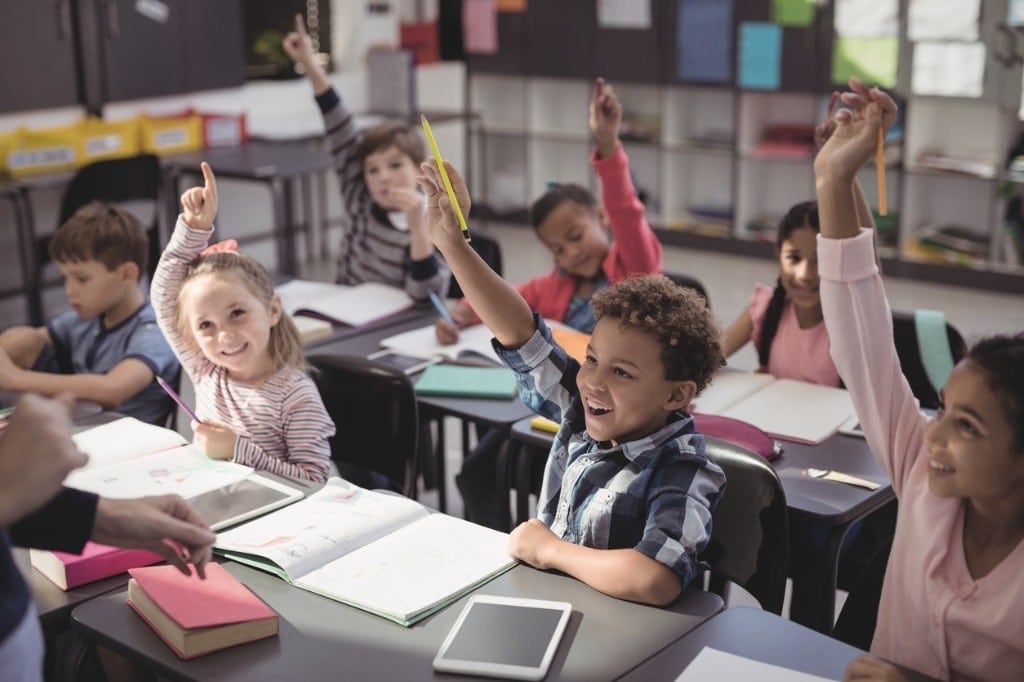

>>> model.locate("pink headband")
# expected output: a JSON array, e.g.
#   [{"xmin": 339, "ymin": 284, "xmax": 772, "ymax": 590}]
[{"xmin": 199, "ymin": 239, "xmax": 239, "ymax": 258}]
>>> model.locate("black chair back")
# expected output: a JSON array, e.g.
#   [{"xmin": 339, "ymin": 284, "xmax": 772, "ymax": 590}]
[
  {"xmin": 664, "ymin": 270, "xmax": 711, "ymax": 309},
  {"xmin": 448, "ymin": 231, "xmax": 503, "ymax": 299},
  {"xmin": 891, "ymin": 310, "xmax": 966, "ymax": 410},
  {"xmin": 700, "ymin": 437, "xmax": 788, "ymax": 614},
  {"xmin": 309, "ymin": 354, "xmax": 419, "ymax": 498}
]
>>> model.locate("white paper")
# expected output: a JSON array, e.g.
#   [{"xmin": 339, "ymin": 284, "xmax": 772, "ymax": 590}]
[
  {"xmin": 693, "ymin": 372, "xmax": 776, "ymax": 415},
  {"xmin": 71, "ymin": 417, "xmax": 187, "ymax": 469},
  {"xmin": 834, "ymin": 0, "xmax": 899, "ymax": 38},
  {"xmin": 277, "ymin": 280, "xmax": 413, "ymax": 327},
  {"xmin": 912, "ymin": 42, "xmax": 986, "ymax": 98},
  {"xmin": 907, "ymin": 0, "xmax": 979, "ymax": 42},
  {"xmin": 380, "ymin": 322, "xmax": 501, "ymax": 363},
  {"xmin": 597, "ymin": 0, "xmax": 651, "ymax": 29},
  {"xmin": 675, "ymin": 647, "xmax": 839, "ymax": 682},
  {"xmin": 1010, "ymin": 0, "xmax": 1024, "ymax": 27}
]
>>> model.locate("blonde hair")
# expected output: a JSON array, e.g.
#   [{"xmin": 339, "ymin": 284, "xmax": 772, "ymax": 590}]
[{"xmin": 177, "ymin": 251, "xmax": 310, "ymax": 374}]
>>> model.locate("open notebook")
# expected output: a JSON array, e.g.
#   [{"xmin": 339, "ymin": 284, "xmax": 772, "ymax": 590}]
[
  {"xmin": 215, "ymin": 478, "xmax": 515, "ymax": 626},
  {"xmin": 277, "ymin": 279, "xmax": 414, "ymax": 327},
  {"xmin": 694, "ymin": 372, "xmax": 856, "ymax": 445},
  {"xmin": 379, "ymin": 319, "xmax": 584, "ymax": 366}
]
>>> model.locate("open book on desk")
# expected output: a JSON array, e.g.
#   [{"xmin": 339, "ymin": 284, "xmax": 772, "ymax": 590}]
[
  {"xmin": 214, "ymin": 478, "xmax": 515, "ymax": 626},
  {"xmin": 694, "ymin": 372, "xmax": 856, "ymax": 445},
  {"xmin": 379, "ymin": 319, "xmax": 583, "ymax": 366},
  {"xmin": 276, "ymin": 279, "xmax": 413, "ymax": 327}
]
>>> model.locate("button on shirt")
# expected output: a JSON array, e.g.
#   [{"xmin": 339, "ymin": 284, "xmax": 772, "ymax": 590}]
[{"xmin": 494, "ymin": 315, "xmax": 726, "ymax": 586}]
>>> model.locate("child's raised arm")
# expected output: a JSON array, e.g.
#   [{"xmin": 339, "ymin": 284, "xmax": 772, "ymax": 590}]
[
  {"xmin": 282, "ymin": 13, "xmax": 330, "ymax": 96},
  {"xmin": 590, "ymin": 77, "xmax": 622, "ymax": 160},
  {"xmin": 418, "ymin": 159, "xmax": 535, "ymax": 349}
]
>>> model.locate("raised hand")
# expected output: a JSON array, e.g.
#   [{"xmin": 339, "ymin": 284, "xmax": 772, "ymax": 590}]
[
  {"xmin": 0, "ymin": 394, "xmax": 86, "ymax": 526},
  {"xmin": 418, "ymin": 159, "xmax": 472, "ymax": 248},
  {"xmin": 589, "ymin": 77, "xmax": 623, "ymax": 159},
  {"xmin": 282, "ymin": 13, "xmax": 316, "ymax": 67},
  {"xmin": 180, "ymin": 162, "xmax": 218, "ymax": 231},
  {"xmin": 814, "ymin": 77, "xmax": 897, "ymax": 185}
]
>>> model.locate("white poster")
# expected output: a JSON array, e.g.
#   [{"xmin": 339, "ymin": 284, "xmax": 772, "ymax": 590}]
[
  {"xmin": 835, "ymin": 0, "xmax": 899, "ymax": 38},
  {"xmin": 907, "ymin": 0, "xmax": 980, "ymax": 41},
  {"xmin": 912, "ymin": 42, "xmax": 986, "ymax": 98},
  {"xmin": 597, "ymin": 0, "xmax": 652, "ymax": 29}
]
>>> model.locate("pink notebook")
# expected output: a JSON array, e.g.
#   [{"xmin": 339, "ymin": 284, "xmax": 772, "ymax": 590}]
[{"xmin": 30, "ymin": 542, "xmax": 163, "ymax": 591}]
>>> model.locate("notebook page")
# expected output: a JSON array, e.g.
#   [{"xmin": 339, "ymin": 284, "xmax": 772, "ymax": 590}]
[
  {"xmin": 277, "ymin": 280, "xmax": 413, "ymax": 326},
  {"xmin": 723, "ymin": 379, "xmax": 856, "ymax": 444},
  {"xmin": 692, "ymin": 371, "xmax": 776, "ymax": 415},
  {"xmin": 675, "ymin": 647, "xmax": 838, "ymax": 682},
  {"xmin": 71, "ymin": 417, "xmax": 188, "ymax": 469},
  {"xmin": 380, "ymin": 323, "xmax": 500, "ymax": 363}
]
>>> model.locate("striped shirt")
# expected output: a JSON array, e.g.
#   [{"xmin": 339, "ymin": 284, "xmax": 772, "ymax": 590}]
[
  {"xmin": 152, "ymin": 220, "xmax": 335, "ymax": 483},
  {"xmin": 315, "ymin": 87, "xmax": 449, "ymax": 301},
  {"xmin": 495, "ymin": 316, "xmax": 726, "ymax": 586}
]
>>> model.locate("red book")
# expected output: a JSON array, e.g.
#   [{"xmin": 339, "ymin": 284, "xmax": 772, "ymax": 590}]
[
  {"xmin": 127, "ymin": 563, "xmax": 278, "ymax": 659},
  {"xmin": 29, "ymin": 542, "xmax": 163, "ymax": 590}
]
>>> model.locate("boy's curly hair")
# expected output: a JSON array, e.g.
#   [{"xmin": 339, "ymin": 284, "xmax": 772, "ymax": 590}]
[
  {"xmin": 592, "ymin": 274, "xmax": 723, "ymax": 392},
  {"xmin": 354, "ymin": 121, "xmax": 425, "ymax": 167},
  {"xmin": 48, "ymin": 201, "xmax": 148, "ymax": 279}
]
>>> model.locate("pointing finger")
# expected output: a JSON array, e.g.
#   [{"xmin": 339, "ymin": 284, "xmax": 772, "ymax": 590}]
[
  {"xmin": 200, "ymin": 162, "xmax": 217, "ymax": 202},
  {"xmin": 294, "ymin": 13, "xmax": 307, "ymax": 36}
]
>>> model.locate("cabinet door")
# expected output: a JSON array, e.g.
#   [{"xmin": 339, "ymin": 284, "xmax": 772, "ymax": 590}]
[
  {"xmin": 527, "ymin": 0, "xmax": 595, "ymax": 79},
  {"xmin": 91, "ymin": 0, "xmax": 188, "ymax": 101},
  {"xmin": 182, "ymin": 0, "xmax": 245, "ymax": 92},
  {"xmin": 0, "ymin": 1, "xmax": 79, "ymax": 112},
  {"xmin": 593, "ymin": 0, "xmax": 664, "ymax": 84}
]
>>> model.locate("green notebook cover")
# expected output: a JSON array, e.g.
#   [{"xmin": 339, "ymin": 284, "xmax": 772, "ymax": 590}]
[{"xmin": 414, "ymin": 364, "xmax": 517, "ymax": 399}]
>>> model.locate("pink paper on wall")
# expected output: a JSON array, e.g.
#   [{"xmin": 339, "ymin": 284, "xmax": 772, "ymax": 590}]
[{"xmin": 463, "ymin": 0, "xmax": 498, "ymax": 54}]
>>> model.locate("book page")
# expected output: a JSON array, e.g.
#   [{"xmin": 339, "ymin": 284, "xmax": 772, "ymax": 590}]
[
  {"xmin": 675, "ymin": 647, "xmax": 838, "ymax": 682},
  {"xmin": 693, "ymin": 371, "xmax": 776, "ymax": 415},
  {"xmin": 297, "ymin": 514, "xmax": 513, "ymax": 624},
  {"xmin": 64, "ymin": 445, "xmax": 252, "ymax": 499},
  {"xmin": 723, "ymin": 379, "xmax": 856, "ymax": 445},
  {"xmin": 215, "ymin": 479, "xmax": 428, "ymax": 580},
  {"xmin": 380, "ymin": 323, "xmax": 500, "ymax": 363},
  {"xmin": 71, "ymin": 417, "xmax": 188, "ymax": 469},
  {"xmin": 278, "ymin": 280, "xmax": 413, "ymax": 327}
]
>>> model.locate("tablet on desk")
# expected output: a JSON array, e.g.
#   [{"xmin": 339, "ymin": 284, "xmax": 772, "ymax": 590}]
[
  {"xmin": 367, "ymin": 349, "xmax": 441, "ymax": 375},
  {"xmin": 433, "ymin": 595, "xmax": 572, "ymax": 681},
  {"xmin": 187, "ymin": 475, "xmax": 303, "ymax": 531}
]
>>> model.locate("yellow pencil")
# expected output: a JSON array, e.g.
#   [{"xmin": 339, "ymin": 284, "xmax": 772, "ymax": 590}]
[
  {"xmin": 420, "ymin": 114, "xmax": 471, "ymax": 242},
  {"xmin": 876, "ymin": 127, "xmax": 887, "ymax": 216}
]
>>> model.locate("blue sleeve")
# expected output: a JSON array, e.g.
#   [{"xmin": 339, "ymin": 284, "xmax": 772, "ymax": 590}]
[
  {"xmin": 493, "ymin": 315, "xmax": 580, "ymax": 422},
  {"xmin": 123, "ymin": 320, "xmax": 178, "ymax": 378}
]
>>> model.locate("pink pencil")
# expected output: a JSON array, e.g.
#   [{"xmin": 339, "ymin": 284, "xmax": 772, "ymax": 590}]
[{"xmin": 155, "ymin": 376, "xmax": 201, "ymax": 423}]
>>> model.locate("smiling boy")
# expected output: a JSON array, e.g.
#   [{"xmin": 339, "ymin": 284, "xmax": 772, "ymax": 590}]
[
  {"xmin": 0, "ymin": 202, "xmax": 178, "ymax": 425},
  {"xmin": 420, "ymin": 159, "xmax": 726, "ymax": 606}
]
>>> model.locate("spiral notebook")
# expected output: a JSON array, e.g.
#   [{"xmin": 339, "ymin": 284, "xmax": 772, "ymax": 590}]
[{"xmin": 414, "ymin": 364, "xmax": 517, "ymax": 399}]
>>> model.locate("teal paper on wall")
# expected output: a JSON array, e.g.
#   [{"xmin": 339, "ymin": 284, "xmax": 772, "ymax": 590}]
[{"xmin": 738, "ymin": 22, "xmax": 782, "ymax": 90}]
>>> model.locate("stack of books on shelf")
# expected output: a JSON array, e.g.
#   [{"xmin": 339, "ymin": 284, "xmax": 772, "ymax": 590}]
[
  {"xmin": 904, "ymin": 223, "xmax": 990, "ymax": 268},
  {"xmin": 915, "ymin": 150, "xmax": 997, "ymax": 179},
  {"xmin": 618, "ymin": 111, "xmax": 660, "ymax": 143},
  {"xmin": 744, "ymin": 214, "xmax": 781, "ymax": 243},
  {"xmin": 678, "ymin": 205, "xmax": 733, "ymax": 237},
  {"xmin": 684, "ymin": 131, "xmax": 734, "ymax": 152},
  {"xmin": 750, "ymin": 124, "xmax": 815, "ymax": 159}
]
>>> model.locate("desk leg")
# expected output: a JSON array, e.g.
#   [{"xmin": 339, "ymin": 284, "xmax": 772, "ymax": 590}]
[
  {"xmin": 300, "ymin": 173, "xmax": 314, "ymax": 264},
  {"xmin": 496, "ymin": 440, "xmax": 514, "ymax": 532},
  {"xmin": 317, "ymin": 171, "xmax": 329, "ymax": 255},
  {"xmin": 514, "ymin": 444, "xmax": 534, "ymax": 526},
  {"xmin": 434, "ymin": 416, "xmax": 447, "ymax": 513},
  {"xmin": 270, "ymin": 178, "xmax": 297, "ymax": 277}
]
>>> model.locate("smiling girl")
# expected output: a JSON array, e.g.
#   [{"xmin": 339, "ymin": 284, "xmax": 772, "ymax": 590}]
[{"xmin": 151, "ymin": 163, "xmax": 334, "ymax": 483}]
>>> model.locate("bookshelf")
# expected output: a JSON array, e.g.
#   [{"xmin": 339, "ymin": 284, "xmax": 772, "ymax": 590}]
[{"xmin": 464, "ymin": 0, "xmax": 1024, "ymax": 294}]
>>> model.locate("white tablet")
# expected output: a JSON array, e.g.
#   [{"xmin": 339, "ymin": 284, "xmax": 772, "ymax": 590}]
[
  {"xmin": 433, "ymin": 595, "xmax": 572, "ymax": 681},
  {"xmin": 187, "ymin": 475, "xmax": 303, "ymax": 531}
]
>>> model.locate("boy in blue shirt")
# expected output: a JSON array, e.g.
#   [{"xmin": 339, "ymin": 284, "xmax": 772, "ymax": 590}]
[
  {"xmin": 0, "ymin": 202, "xmax": 178, "ymax": 425},
  {"xmin": 419, "ymin": 159, "xmax": 726, "ymax": 605}
]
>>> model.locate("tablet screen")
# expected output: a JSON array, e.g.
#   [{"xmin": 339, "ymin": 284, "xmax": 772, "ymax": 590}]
[
  {"xmin": 434, "ymin": 596, "xmax": 572, "ymax": 680},
  {"xmin": 188, "ymin": 476, "xmax": 302, "ymax": 531}
]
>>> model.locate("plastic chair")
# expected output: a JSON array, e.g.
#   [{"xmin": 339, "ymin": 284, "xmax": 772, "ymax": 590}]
[
  {"xmin": 308, "ymin": 353, "xmax": 419, "ymax": 498},
  {"xmin": 664, "ymin": 270, "xmax": 711, "ymax": 309},
  {"xmin": 447, "ymin": 230, "xmax": 503, "ymax": 299},
  {"xmin": 28, "ymin": 154, "xmax": 163, "ymax": 323},
  {"xmin": 891, "ymin": 310, "xmax": 966, "ymax": 410},
  {"xmin": 832, "ymin": 535, "xmax": 893, "ymax": 650},
  {"xmin": 700, "ymin": 436, "xmax": 788, "ymax": 615}
]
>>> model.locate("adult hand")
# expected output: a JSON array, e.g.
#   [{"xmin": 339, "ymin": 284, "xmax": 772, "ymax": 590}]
[
  {"xmin": 417, "ymin": 159, "xmax": 472, "ymax": 248},
  {"xmin": 844, "ymin": 655, "xmax": 908, "ymax": 681},
  {"xmin": 0, "ymin": 394, "xmax": 86, "ymax": 526},
  {"xmin": 191, "ymin": 420, "xmax": 239, "ymax": 461},
  {"xmin": 508, "ymin": 518, "xmax": 561, "ymax": 569},
  {"xmin": 589, "ymin": 77, "xmax": 622, "ymax": 159},
  {"xmin": 282, "ymin": 13, "xmax": 316, "ymax": 67},
  {"xmin": 180, "ymin": 162, "xmax": 218, "ymax": 231},
  {"xmin": 814, "ymin": 78, "xmax": 897, "ymax": 185},
  {"xmin": 93, "ymin": 496, "xmax": 216, "ymax": 578}
]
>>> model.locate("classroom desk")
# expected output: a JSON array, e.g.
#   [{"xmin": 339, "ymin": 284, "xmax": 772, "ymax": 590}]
[
  {"xmin": 163, "ymin": 140, "xmax": 333, "ymax": 277},
  {"xmin": 309, "ymin": 311, "xmax": 534, "ymax": 513},
  {"xmin": 501, "ymin": 418, "xmax": 895, "ymax": 635},
  {"xmin": 617, "ymin": 606, "xmax": 938, "ymax": 682},
  {"xmin": 70, "ymin": 561, "xmax": 723, "ymax": 682}
]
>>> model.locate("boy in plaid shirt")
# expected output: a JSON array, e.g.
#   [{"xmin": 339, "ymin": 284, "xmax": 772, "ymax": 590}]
[{"xmin": 419, "ymin": 159, "xmax": 726, "ymax": 606}]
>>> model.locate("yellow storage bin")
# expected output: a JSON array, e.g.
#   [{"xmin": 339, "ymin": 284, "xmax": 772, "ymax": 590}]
[
  {"xmin": 0, "ymin": 130, "xmax": 13, "ymax": 175},
  {"xmin": 80, "ymin": 116, "xmax": 141, "ymax": 164},
  {"xmin": 139, "ymin": 112, "xmax": 202, "ymax": 156},
  {"xmin": 5, "ymin": 123, "xmax": 82, "ymax": 177}
]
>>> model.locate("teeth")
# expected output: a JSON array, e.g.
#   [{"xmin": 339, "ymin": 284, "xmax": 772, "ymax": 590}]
[
  {"xmin": 930, "ymin": 460, "xmax": 954, "ymax": 472},
  {"xmin": 221, "ymin": 344, "xmax": 246, "ymax": 356},
  {"xmin": 586, "ymin": 398, "xmax": 612, "ymax": 415}
]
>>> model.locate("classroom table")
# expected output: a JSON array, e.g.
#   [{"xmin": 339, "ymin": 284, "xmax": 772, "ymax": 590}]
[
  {"xmin": 616, "ymin": 606, "xmax": 939, "ymax": 681},
  {"xmin": 70, "ymin": 560, "xmax": 723, "ymax": 682},
  {"xmin": 500, "ymin": 417, "xmax": 895, "ymax": 635}
]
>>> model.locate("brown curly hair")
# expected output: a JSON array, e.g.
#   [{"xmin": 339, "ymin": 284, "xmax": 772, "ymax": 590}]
[{"xmin": 592, "ymin": 274, "xmax": 723, "ymax": 392}]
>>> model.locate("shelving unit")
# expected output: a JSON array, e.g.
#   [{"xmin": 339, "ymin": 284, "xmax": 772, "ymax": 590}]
[{"xmin": 464, "ymin": 0, "xmax": 1024, "ymax": 293}]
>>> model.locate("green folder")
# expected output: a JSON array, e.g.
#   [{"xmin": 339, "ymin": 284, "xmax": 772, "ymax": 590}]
[{"xmin": 414, "ymin": 364, "xmax": 517, "ymax": 399}]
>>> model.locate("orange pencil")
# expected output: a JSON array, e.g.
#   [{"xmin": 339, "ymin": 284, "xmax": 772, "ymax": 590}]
[{"xmin": 876, "ymin": 128, "xmax": 887, "ymax": 216}]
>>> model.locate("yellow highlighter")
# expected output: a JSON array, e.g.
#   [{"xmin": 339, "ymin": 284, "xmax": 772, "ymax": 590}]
[
  {"xmin": 420, "ymin": 114, "xmax": 471, "ymax": 242},
  {"xmin": 529, "ymin": 416, "xmax": 560, "ymax": 434}
]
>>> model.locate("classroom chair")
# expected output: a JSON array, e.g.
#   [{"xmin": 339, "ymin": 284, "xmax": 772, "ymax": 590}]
[
  {"xmin": 446, "ymin": 230, "xmax": 503, "ymax": 299},
  {"xmin": 831, "ymin": 535, "xmax": 893, "ymax": 650},
  {"xmin": 309, "ymin": 353, "xmax": 419, "ymax": 498},
  {"xmin": 891, "ymin": 309, "xmax": 966, "ymax": 410},
  {"xmin": 27, "ymin": 154, "xmax": 163, "ymax": 324},
  {"xmin": 664, "ymin": 270, "xmax": 711, "ymax": 309}
]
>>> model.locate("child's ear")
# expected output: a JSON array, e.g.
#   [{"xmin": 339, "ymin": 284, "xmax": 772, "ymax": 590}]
[
  {"xmin": 268, "ymin": 294, "xmax": 283, "ymax": 326},
  {"xmin": 118, "ymin": 261, "xmax": 140, "ymax": 285},
  {"xmin": 664, "ymin": 380, "xmax": 697, "ymax": 412}
]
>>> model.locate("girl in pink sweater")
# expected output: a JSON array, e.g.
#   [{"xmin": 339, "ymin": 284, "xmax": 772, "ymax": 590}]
[
  {"xmin": 816, "ymin": 77, "xmax": 1024, "ymax": 682},
  {"xmin": 435, "ymin": 77, "xmax": 662, "ymax": 342}
]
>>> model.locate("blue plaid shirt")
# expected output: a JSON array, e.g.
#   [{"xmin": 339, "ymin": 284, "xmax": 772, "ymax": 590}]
[{"xmin": 494, "ymin": 316, "xmax": 726, "ymax": 587}]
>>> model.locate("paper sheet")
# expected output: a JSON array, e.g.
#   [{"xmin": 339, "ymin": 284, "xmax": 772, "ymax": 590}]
[
  {"xmin": 677, "ymin": 0, "xmax": 733, "ymax": 83},
  {"xmin": 832, "ymin": 36, "xmax": 899, "ymax": 88},
  {"xmin": 1010, "ymin": 0, "xmax": 1024, "ymax": 27},
  {"xmin": 598, "ymin": 0, "xmax": 651, "ymax": 29},
  {"xmin": 907, "ymin": 0, "xmax": 979, "ymax": 42},
  {"xmin": 772, "ymin": 0, "xmax": 815, "ymax": 27},
  {"xmin": 912, "ymin": 42, "xmax": 986, "ymax": 98},
  {"xmin": 738, "ymin": 22, "xmax": 782, "ymax": 90},
  {"xmin": 463, "ymin": 0, "xmax": 498, "ymax": 54},
  {"xmin": 675, "ymin": 647, "xmax": 839, "ymax": 681},
  {"xmin": 834, "ymin": 0, "xmax": 898, "ymax": 37}
]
